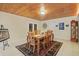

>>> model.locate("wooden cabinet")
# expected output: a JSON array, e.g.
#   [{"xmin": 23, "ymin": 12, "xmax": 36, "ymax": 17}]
[{"xmin": 71, "ymin": 20, "xmax": 78, "ymax": 42}]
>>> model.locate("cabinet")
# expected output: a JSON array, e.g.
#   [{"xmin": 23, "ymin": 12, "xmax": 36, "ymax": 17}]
[{"xmin": 71, "ymin": 20, "xmax": 78, "ymax": 42}]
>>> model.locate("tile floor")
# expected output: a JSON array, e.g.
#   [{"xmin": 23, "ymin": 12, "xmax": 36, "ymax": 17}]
[{"xmin": 0, "ymin": 38, "xmax": 79, "ymax": 56}]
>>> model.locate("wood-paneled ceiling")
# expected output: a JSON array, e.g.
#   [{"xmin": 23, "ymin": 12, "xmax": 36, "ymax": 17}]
[{"xmin": 0, "ymin": 3, "xmax": 78, "ymax": 20}]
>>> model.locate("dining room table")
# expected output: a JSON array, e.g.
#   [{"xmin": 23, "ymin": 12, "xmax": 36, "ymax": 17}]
[{"xmin": 33, "ymin": 34, "xmax": 45, "ymax": 55}]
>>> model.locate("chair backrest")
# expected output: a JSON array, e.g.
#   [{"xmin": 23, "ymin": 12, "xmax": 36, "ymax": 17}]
[
  {"xmin": 45, "ymin": 30, "xmax": 54, "ymax": 42},
  {"xmin": 0, "ymin": 29, "xmax": 10, "ymax": 40},
  {"xmin": 34, "ymin": 30, "xmax": 40, "ymax": 35},
  {"xmin": 27, "ymin": 32, "xmax": 33, "ymax": 41},
  {"xmin": 27, "ymin": 32, "xmax": 35, "ymax": 45},
  {"xmin": 44, "ymin": 32, "xmax": 50, "ymax": 43}
]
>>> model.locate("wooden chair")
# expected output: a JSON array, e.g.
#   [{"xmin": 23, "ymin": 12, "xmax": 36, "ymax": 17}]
[
  {"xmin": 27, "ymin": 32, "xmax": 36, "ymax": 53},
  {"xmin": 40, "ymin": 36, "xmax": 46, "ymax": 50},
  {"xmin": 44, "ymin": 32, "xmax": 50, "ymax": 48},
  {"xmin": 51, "ymin": 32, "xmax": 54, "ymax": 42},
  {"xmin": 44, "ymin": 30, "xmax": 54, "ymax": 48},
  {"xmin": 47, "ymin": 30, "xmax": 54, "ymax": 42}
]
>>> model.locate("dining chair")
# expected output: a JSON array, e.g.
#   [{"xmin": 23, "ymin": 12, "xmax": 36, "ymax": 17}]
[
  {"xmin": 40, "ymin": 36, "xmax": 46, "ymax": 50},
  {"xmin": 47, "ymin": 30, "xmax": 54, "ymax": 42},
  {"xmin": 27, "ymin": 32, "xmax": 36, "ymax": 53},
  {"xmin": 51, "ymin": 32, "xmax": 54, "ymax": 42},
  {"xmin": 44, "ymin": 32, "xmax": 50, "ymax": 48}
]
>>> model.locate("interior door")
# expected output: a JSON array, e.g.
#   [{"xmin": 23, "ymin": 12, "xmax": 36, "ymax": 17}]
[
  {"xmin": 71, "ymin": 20, "xmax": 78, "ymax": 42},
  {"xmin": 78, "ymin": 21, "xmax": 79, "ymax": 42}
]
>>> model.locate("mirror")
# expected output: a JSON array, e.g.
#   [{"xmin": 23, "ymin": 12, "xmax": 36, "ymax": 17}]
[{"xmin": 43, "ymin": 23, "xmax": 47, "ymax": 29}]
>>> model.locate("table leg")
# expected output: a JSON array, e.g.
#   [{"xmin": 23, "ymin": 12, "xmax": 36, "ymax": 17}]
[{"xmin": 37, "ymin": 38, "xmax": 40, "ymax": 55}]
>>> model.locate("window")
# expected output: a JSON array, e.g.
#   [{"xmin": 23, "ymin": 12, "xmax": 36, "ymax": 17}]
[
  {"xmin": 34, "ymin": 24, "xmax": 37, "ymax": 31},
  {"xmin": 29, "ymin": 23, "xmax": 33, "ymax": 32},
  {"xmin": 29, "ymin": 23, "xmax": 37, "ymax": 32}
]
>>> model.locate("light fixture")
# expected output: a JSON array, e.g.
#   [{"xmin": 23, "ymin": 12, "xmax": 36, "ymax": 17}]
[{"xmin": 40, "ymin": 4, "xmax": 46, "ymax": 16}]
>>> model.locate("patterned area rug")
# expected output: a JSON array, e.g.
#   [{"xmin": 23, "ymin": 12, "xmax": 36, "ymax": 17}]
[{"xmin": 16, "ymin": 41, "xmax": 63, "ymax": 56}]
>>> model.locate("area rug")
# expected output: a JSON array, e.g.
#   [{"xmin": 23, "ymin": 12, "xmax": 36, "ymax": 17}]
[{"xmin": 16, "ymin": 41, "xmax": 63, "ymax": 56}]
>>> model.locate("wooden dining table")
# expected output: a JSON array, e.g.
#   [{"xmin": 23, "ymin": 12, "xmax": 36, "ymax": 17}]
[{"xmin": 33, "ymin": 34, "xmax": 45, "ymax": 55}]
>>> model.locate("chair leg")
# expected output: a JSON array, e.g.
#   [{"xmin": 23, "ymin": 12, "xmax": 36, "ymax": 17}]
[
  {"xmin": 3, "ymin": 40, "xmax": 9, "ymax": 50},
  {"xmin": 3, "ymin": 41, "xmax": 5, "ymax": 50},
  {"xmin": 28, "ymin": 44, "xmax": 32, "ymax": 53},
  {"xmin": 43, "ymin": 43, "xmax": 45, "ymax": 49},
  {"xmin": 5, "ymin": 40, "xmax": 9, "ymax": 47},
  {"xmin": 33, "ymin": 45, "xmax": 35, "ymax": 54},
  {"xmin": 27, "ymin": 43, "xmax": 29, "ymax": 48},
  {"xmin": 44, "ymin": 44, "xmax": 45, "ymax": 49},
  {"xmin": 45, "ymin": 43, "xmax": 48, "ymax": 48},
  {"xmin": 28, "ymin": 43, "xmax": 30, "ymax": 50}
]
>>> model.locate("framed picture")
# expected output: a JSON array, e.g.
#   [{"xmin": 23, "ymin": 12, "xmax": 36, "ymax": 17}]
[{"xmin": 59, "ymin": 22, "xmax": 64, "ymax": 30}]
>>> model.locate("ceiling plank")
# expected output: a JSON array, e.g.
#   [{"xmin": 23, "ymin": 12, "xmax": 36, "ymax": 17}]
[{"xmin": 0, "ymin": 3, "xmax": 77, "ymax": 20}]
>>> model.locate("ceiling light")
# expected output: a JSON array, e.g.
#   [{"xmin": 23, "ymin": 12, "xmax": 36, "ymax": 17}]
[{"xmin": 40, "ymin": 4, "xmax": 46, "ymax": 16}]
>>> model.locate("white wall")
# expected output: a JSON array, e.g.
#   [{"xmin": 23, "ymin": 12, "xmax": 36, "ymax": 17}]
[
  {"xmin": 41, "ymin": 16, "xmax": 77, "ymax": 40},
  {"xmin": 0, "ymin": 11, "xmax": 77, "ymax": 47},
  {"xmin": 0, "ymin": 11, "xmax": 41, "ymax": 46}
]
